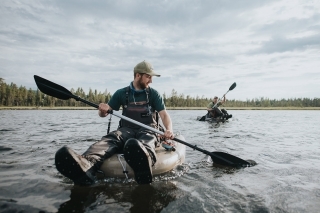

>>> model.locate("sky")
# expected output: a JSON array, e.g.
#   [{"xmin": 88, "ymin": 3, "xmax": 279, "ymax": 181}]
[{"xmin": 1, "ymin": 0, "xmax": 319, "ymax": 101}]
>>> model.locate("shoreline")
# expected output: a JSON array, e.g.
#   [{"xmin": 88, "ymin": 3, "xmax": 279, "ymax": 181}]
[{"xmin": 1, "ymin": 106, "xmax": 320, "ymax": 110}]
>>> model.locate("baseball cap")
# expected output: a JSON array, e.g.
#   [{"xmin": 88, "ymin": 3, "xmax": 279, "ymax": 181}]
[{"xmin": 133, "ymin": 60, "xmax": 160, "ymax": 77}]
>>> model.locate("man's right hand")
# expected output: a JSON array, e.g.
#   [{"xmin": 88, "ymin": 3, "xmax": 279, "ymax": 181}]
[{"xmin": 98, "ymin": 103, "xmax": 111, "ymax": 117}]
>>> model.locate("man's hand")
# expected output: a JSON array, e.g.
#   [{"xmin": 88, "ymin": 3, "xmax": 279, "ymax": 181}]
[
  {"xmin": 164, "ymin": 129, "xmax": 174, "ymax": 139},
  {"xmin": 98, "ymin": 103, "xmax": 111, "ymax": 117}
]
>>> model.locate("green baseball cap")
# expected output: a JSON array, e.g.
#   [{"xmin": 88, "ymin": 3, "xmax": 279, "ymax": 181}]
[{"xmin": 134, "ymin": 60, "xmax": 160, "ymax": 77}]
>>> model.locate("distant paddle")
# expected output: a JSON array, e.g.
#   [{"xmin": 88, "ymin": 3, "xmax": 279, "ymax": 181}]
[
  {"xmin": 34, "ymin": 75, "xmax": 256, "ymax": 168},
  {"xmin": 229, "ymin": 82, "xmax": 236, "ymax": 90}
]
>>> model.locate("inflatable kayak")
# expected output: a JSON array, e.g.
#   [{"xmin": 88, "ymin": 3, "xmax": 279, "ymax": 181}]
[
  {"xmin": 197, "ymin": 115, "xmax": 232, "ymax": 123},
  {"xmin": 100, "ymin": 134, "xmax": 186, "ymax": 178}
]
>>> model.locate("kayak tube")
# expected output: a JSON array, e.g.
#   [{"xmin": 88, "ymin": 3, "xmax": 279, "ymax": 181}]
[
  {"xmin": 100, "ymin": 134, "xmax": 186, "ymax": 178},
  {"xmin": 197, "ymin": 115, "xmax": 232, "ymax": 124}
]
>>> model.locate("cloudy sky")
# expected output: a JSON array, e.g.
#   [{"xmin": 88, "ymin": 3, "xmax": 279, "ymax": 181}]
[{"xmin": 1, "ymin": 0, "xmax": 319, "ymax": 101}]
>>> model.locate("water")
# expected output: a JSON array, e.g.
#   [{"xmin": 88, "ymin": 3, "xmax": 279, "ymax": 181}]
[{"xmin": 0, "ymin": 110, "xmax": 319, "ymax": 213}]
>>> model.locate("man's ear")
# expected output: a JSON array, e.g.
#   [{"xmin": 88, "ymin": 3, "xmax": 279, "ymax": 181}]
[{"xmin": 134, "ymin": 73, "xmax": 141, "ymax": 78}]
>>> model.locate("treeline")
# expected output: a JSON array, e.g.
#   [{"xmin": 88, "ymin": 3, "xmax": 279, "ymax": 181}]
[
  {"xmin": 0, "ymin": 79, "xmax": 112, "ymax": 107},
  {"xmin": 1, "ymin": 79, "xmax": 320, "ymax": 108},
  {"xmin": 163, "ymin": 89, "xmax": 320, "ymax": 107}
]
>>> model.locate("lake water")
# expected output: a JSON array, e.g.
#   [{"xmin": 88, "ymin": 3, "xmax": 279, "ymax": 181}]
[{"xmin": 0, "ymin": 110, "xmax": 319, "ymax": 213}]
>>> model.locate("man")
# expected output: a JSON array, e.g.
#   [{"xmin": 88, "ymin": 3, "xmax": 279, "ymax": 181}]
[
  {"xmin": 206, "ymin": 96, "xmax": 231, "ymax": 120},
  {"xmin": 55, "ymin": 60, "xmax": 174, "ymax": 185}
]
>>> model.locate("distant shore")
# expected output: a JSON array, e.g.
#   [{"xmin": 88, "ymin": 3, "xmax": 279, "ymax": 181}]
[{"xmin": 1, "ymin": 106, "xmax": 320, "ymax": 110}]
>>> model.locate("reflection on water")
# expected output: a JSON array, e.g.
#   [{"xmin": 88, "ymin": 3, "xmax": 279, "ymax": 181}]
[
  {"xmin": 1, "ymin": 110, "xmax": 320, "ymax": 212},
  {"xmin": 58, "ymin": 182, "xmax": 180, "ymax": 213}
]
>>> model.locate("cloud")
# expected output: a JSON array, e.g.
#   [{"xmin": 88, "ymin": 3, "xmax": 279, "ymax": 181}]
[
  {"xmin": 249, "ymin": 33, "xmax": 320, "ymax": 54},
  {"xmin": 1, "ymin": 0, "xmax": 320, "ymax": 100}
]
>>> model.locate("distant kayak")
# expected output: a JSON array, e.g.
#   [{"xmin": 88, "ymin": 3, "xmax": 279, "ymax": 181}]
[{"xmin": 197, "ymin": 114, "xmax": 232, "ymax": 126}]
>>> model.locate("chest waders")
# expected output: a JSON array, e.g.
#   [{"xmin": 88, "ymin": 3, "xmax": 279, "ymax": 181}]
[{"xmin": 120, "ymin": 86, "xmax": 162, "ymax": 165}]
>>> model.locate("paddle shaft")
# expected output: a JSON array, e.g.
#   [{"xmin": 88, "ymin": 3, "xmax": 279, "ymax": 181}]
[{"xmin": 34, "ymin": 75, "xmax": 251, "ymax": 167}]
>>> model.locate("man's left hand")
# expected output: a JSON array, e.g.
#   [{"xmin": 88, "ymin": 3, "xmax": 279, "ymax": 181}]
[{"xmin": 164, "ymin": 129, "xmax": 174, "ymax": 139}]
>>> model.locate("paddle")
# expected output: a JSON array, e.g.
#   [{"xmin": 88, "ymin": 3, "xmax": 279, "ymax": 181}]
[{"xmin": 34, "ymin": 75, "xmax": 255, "ymax": 168}]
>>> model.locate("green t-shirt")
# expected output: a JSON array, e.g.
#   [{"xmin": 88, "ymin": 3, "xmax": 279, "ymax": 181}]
[
  {"xmin": 207, "ymin": 102, "xmax": 221, "ymax": 109},
  {"xmin": 108, "ymin": 85, "xmax": 166, "ymax": 112}
]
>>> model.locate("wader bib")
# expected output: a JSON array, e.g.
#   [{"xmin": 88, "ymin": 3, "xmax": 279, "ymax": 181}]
[{"xmin": 120, "ymin": 86, "xmax": 158, "ymax": 129}]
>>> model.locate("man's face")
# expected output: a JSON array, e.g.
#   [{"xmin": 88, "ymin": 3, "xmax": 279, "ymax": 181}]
[
  {"xmin": 138, "ymin": 73, "xmax": 152, "ymax": 89},
  {"xmin": 213, "ymin": 97, "xmax": 218, "ymax": 103}
]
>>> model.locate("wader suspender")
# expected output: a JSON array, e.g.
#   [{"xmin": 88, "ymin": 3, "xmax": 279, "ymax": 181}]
[{"xmin": 118, "ymin": 87, "xmax": 130, "ymax": 128}]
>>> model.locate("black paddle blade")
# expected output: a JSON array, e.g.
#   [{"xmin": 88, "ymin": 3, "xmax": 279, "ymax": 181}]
[
  {"xmin": 229, "ymin": 82, "xmax": 236, "ymax": 91},
  {"xmin": 198, "ymin": 115, "xmax": 206, "ymax": 121},
  {"xmin": 34, "ymin": 75, "xmax": 72, "ymax": 100},
  {"xmin": 173, "ymin": 137, "xmax": 254, "ymax": 168},
  {"xmin": 210, "ymin": 151, "xmax": 255, "ymax": 168}
]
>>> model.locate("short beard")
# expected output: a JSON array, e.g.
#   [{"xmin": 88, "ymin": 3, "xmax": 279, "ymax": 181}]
[{"xmin": 138, "ymin": 78, "xmax": 148, "ymax": 89}]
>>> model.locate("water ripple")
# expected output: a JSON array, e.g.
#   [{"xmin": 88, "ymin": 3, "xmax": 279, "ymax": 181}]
[{"xmin": 0, "ymin": 110, "xmax": 320, "ymax": 212}]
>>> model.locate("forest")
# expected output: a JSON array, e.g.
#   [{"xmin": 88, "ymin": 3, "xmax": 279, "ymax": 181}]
[{"xmin": 1, "ymin": 78, "xmax": 320, "ymax": 108}]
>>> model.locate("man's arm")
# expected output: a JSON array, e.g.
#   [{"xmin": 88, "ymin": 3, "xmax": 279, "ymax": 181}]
[
  {"xmin": 158, "ymin": 110, "xmax": 174, "ymax": 139},
  {"xmin": 221, "ymin": 96, "xmax": 226, "ymax": 104}
]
